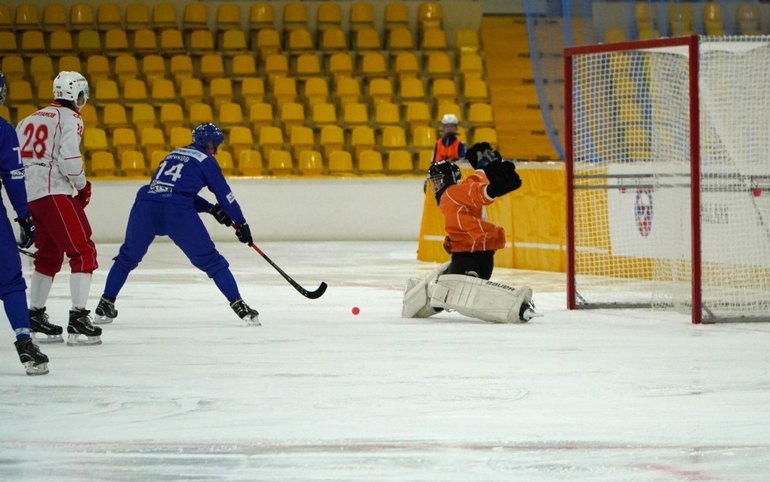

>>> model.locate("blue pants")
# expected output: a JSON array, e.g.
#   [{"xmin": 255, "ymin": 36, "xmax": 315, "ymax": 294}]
[
  {"xmin": 0, "ymin": 203, "xmax": 30, "ymax": 338},
  {"xmin": 103, "ymin": 199, "xmax": 240, "ymax": 301}
]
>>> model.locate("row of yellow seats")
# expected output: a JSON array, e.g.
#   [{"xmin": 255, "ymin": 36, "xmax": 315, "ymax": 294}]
[{"xmin": 0, "ymin": 2, "xmax": 448, "ymax": 41}]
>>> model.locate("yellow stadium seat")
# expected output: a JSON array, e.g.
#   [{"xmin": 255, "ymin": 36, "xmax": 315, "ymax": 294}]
[
  {"xmin": 387, "ymin": 27, "xmax": 414, "ymax": 50},
  {"xmin": 318, "ymin": 125, "xmax": 344, "ymax": 158},
  {"xmin": 115, "ymin": 55, "xmax": 139, "ymax": 87},
  {"xmin": 29, "ymin": 56, "xmax": 53, "ymax": 85},
  {"xmin": 467, "ymin": 102, "xmax": 494, "ymax": 127},
  {"xmin": 189, "ymin": 103, "xmax": 214, "ymax": 125},
  {"xmin": 256, "ymin": 28, "xmax": 281, "ymax": 58},
  {"xmin": 182, "ymin": 3, "xmax": 208, "ymax": 33},
  {"xmin": 463, "ymin": 78, "xmax": 489, "ymax": 102},
  {"xmin": 150, "ymin": 78, "xmax": 177, "ymax": 106},
  {"xmin": 328, "ymin": 150, "xmax": 354, "ymax": 176},
  {"xmin": 149, "ymin": 150, "xmax": 169, "ymax": 171},
  {"xmin": 240, "ymin": 78, "xmax": 265, "ymax": 109},
  {"xmin": 13, "ymin": 104, "xmax": 38, "ymax": 124},
  {"xmin": 398, "ymin": 77, "xmax": 426, "ymax": 104},
  {"xmin": 96, "ymin": 4, "xmax": 122, "ymax": 32},
  {"xmin": 303, "ymin": 77, "xmax": 329, "ymax": 106},
  {"xmin": 417, "ymin": 149, "xmax": 434, "ymax": 171},
  {"xmin": 394, "ymin": 52, "xmax": 419, "ymax": 80},
  {"xmin": 668, "ymin": 4, "xmax": 692, "ymax": 36},
  {"xmin": 150, "ymin": 3, "xmax": 176, "ymax": 31},
  {"xmin": 180, "ymin": 78, "xmax": 204, "ymax": 110},
  {"xmin": 310, "ymin": 102, "xmax": 337, "ymax": 128},
  {"xmin": 102, "ymin": 103, "xmax": 130, "ymax": 132},
  {"xmin": 374, "ymin": 102, "xmax": 400, "ymax": 128},
  {"xmin": 264, "ymin": 54, "xmax": 289, "ymax": 84},
  {"xmin": 238, "ymin": 149, "xmax": 263, "ymax": 176},
  {"xmin": 48, "ymin": 30, "xmax": 74, "ymax": 58},
  {"xmin": 328, "ymin": 52, "xmax": 353, "ymax": 79},
  {"xmin": 335, "ymin": 76, "xmax": 361, "ymax": 105},
  {"xmin": 217, "ymin": 150, "xmax": 236, "ymax": 175},
  {"xmin": 249, "ymin": 3, "xmax": 274, "ymax": 33},
  {"xmin": 160, "ymin": 29, "xmax": 186, "ymax": 56},
  {"xmin": 131, "ymin": 103, "xmax": 157, "ymax": 131},
  {"xmin": 295, "ymin": 53, "xmax": 322, "ymax": 79},
  {"xmin": 704, "ymin": 3, "xmax": 725, "ymax": 36},
  {"xmin": 350, "ymin": 126, "xmax": 376, "ymax": 157},
  {"xmin": 8, "ymin": 81, "xmax": 33, "ymax": 105},
  {"xmin": 126, "ymin": 3, "xmax": 150, "ymax": 31},
  {"xmin": 170, "ymin": 126, "xmax": 192, "ymax": 148},
  {"xmin": 58, "ymin": 55, "xmax": 82, "ymax": 74},
  {"xmin": 287, "ymin": 28, "xmax": 314, "ymax": 53},
  {"xmin": 188, "ymin": 29, "xmax": 215, "ymax": 55},
  {"xmin": 21, "ymin": 30, "xmax": 46, "ymax": 57},
  {"xmin": 231, "ymin": 53, "xmax": 258, "ymax": 80},
  {"xmin": 437, "ymin": 101, "xmax": 462, "ymax": 122},
  {"xmin": 411, "ymin": 125, "xmax": 436, "ymax": 151},
  {"xmin": 77, "ymin": 29, "xmax": 102, "ymax": 56},
  {"xmin": 603, "ymin": 28, "xmax": 626, "ymax": 43},
  {"xmin": 259, "ymin": 126, "xmax": 284, "ymax": 159},
  {"xmin": 216, "ymin": 4, "xmax": 241, "ymax": 32},
  {"xmin": 317, "ymin": 3, "xmax": 342, "ymax": 33},
  {"xmin": 120, "ymin": 150, "xmax": 147, "ymax": 177},
  {"xmin": 92, "ymin": 79, "xmax": 119, "ymax": 106},
  {"xmin": 0, "ymin": 5, "xmax": 9, "ymax": 31},
  {"xmin": 218, "ymin": 102, "xmax": 244, "ymax": 130},
  {"xmin": 123, "ymin": 78, "xmax": 148, "ymax": 106},
  {"xmin": 358, "ymin": 150, "xmax": 383, "ymax": 175},
  {"xmin": 455, "ymin": 29, "xmax": 479, "ymax": 54},
  {"xmin": 141, "ymin": 54, "xmax": 167, "ymax": 86},
  {"xmin": 421, "ymin": 28, "xmax": 447, "ymax": 50},
  {"xmin": 160, "ymin": 104, "xmax": 185, "ymax": 136},
  {"xmin": 86, "ymin": 55, "xmax": 111, "ymax": 84},
  {"xmin": 342, "ymin": 102, "xmax": 369, "ymax": 130},
  {"xmin": 431, "ymin": 78, "xmax": 457, "ymax": 105},
  {"xmin": 418, "ymin": 3, "xmax": 442, "ymax": 33},
  {"xmin": 360, "ymin": 52, "xmax": 388, "ymax": 79},
  {"xmin": 737, "ymin": 4, "xmax": 761, "ymax": 35},
  {"xmin": 90, "ymin": 151, "xmax": 116, "ymax": 176},
  {"xmin": 380, "ymin": 125, "xmax": 407, "ymax": 151},
  {"xmin": 320, "ymin": 27, "xmax": 347, "ymax": 52},
  {"xmin": 384, "ymin": 3, "xmax": 409, "ymax": 32},
  {"xmin": 78, "ymin": 105, "xmax": 98, "ymax": 127},
  {"xmin": 280, "ymin": 102, "xmax": 305, "ymax": 135},
  {"xmin": 472, "ymin": 126, "xmax": 498, "ymax": 146},
  {"xmin": 228, "ymin": 126, "xmax": 253, "ymax": 160},
  {"xmin": 368, "ymin": 78, "xmax": 393, "ymax": 105},
  {"xmin": 70, "ymin": 4, "xmax": 95, "ymax": 31},
  {"xmin": 405, "ymin": 102, "xmax": 431, "ymax": 129},
  {"xmin": 425, "ymin": 51, "xmax": 453, "ymax": 78},
  {"xmin": 268, "ymin": 149, "xmax": 293, "ymax": 176},
  {"xmin": 113, "ymin": 127, "xmax": 138, "ymax": 157},
  {"xmin": 459, "ymin": 53, "xmax": 484, "ymax": 79},
  {"xmin": 210, "ymin": 78, "xmax": 234, "ymax": 108},
  {"xmin": 271, "ymin": 77, "xmax": 297, "ymax": 108},
  {"xmin": 298, "ymin": 149, "xmax": 324, "ymax": 175},
  {"xmin": 199, "ymin": 54, "xmax": 225, "ymax": 80},
  {"xmin": 354, "ymin": 27, "xmax": 381, "ymax": 51},
  {"xmin": 221, "ymin": 29, "xmax": 247, "ymax": 56},
  {"xmin": 14, "ymin": 4, "xmax": 40, "ymax": 31},
  {"xmin": 0, "ymin": 32, "xmax": 18, "ymax": 57},
  {"xmin": 349, "ymin": 3, "xmax": 375, "ymax": 33},
  {"xmin": 282, "ymin": 2, "xmax": 308, "ymax": 32},
  {"xmin": 42, "ymin": 4, "xmax": 67, "ymax": 32},
  {"xmin": 35, "ymin": 79, "xmax": 53, "ymax": 106},
  {"xmin": 249, "ymin": 102, "xmax": 274, "ymax": 136},
  {"xmin": 634, "ymin": 3, "xmax": 656, "ymax": 32},
  {"xmin": 105, "ymin": 28, "xmax": 130, "ymax": 56},
  {"xmin": 140, "ymin": 127, "xmax": 166, "ymax": 159},
  {"xmin": 387, "ymin": 150, "xmax": 414, "ymax": 174},
  {"xmin": 133, "ymin": 29, "xmax": 159, "ymax": 54},
  {"xmin": 3, "ymin": 56, "xmax": 26, "ymax": 84},
  {"xmin": 170, "ymin": 55, "xmax": 194, "ymax": 87}
]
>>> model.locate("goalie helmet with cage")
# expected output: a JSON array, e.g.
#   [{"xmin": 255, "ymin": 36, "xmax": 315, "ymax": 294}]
[
  {"xmin": 192, "ymin": 123, "xmax": 225, "ymax": 154},
  {"xmin": 428, "ymin": 160, "xmax": 461, "ymax": 204},
  {"xmin": 53, "ymin": 71, "xmax": 89, "ymax": 110}
]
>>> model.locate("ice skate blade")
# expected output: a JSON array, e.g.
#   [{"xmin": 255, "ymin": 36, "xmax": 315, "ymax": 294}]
[
  {"xmin": 66, "ymin": 333, "xmax": 102, "ymax": 346},
  {"xmin": 31, "ymin": 333, "xmax": 64, "ymax": 344},
  {"xmin": 244, "ymin": 315, "xmax": 261, "ymax": 326},
  {"xmin": 93, "ymin": 316, "xmax": 113, "ymax": 325},
  {"xmin": 520, "ymin": 308, "xmax": 543, "ymax": 322},
  {"xmin": 22, "ymin": 361, "xmax": 49, "ymax": 376}
]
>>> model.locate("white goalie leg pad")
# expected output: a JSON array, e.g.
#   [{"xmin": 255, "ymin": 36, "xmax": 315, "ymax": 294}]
[
  {"xmin": 430, "ymin": 274, "xmax": 533, "ymax": 323},
  {"xmin": 402, "ymin": 262, "xmax": 450, "ymax": 318}
]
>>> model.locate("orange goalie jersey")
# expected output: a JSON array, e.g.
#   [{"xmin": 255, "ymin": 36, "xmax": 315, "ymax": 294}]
[{"xmin": 438, "ymin": 170, "xmax": 506, "ymax": 253}]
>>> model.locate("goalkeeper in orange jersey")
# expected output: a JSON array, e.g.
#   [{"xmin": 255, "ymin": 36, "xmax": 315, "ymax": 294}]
[{"xmin": 402, "ymin": 142, "xmax": 539, "ymax": 323}]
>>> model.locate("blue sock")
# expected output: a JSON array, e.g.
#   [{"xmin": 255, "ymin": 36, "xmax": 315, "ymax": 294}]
[
  {"xmin": 3, "ymin": 290, "xmax": 31, "ymax": 341},
  {"xmin": 212, "ymin": 269, "xmax": 240, "ymax": 302}
]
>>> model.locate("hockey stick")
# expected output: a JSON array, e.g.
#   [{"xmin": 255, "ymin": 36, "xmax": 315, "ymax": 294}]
[
  {"xmin": 18, "ymin": 248, "xmax": 36, "ymax": 258},
  {"xmin": 248, "ymin": 243, "xmax": 327, "ymax": 299}
]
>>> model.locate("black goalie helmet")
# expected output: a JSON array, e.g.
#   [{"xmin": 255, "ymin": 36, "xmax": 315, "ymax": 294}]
[{"xmin": 427, "ymin": 160, "xmax": 461, "ymax": 203}]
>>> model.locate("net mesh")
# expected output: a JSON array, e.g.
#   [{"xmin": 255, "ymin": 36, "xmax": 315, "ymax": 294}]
[{"xmin": 569, "ymin": 36, "xmax": 770, "ymax": 322}]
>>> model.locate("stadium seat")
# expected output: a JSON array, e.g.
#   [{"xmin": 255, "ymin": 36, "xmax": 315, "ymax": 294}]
[
  {"xmin": 0, "ymin": 6, "xmax": 9, "ymax": 31},
  {"xmin": 303, "ymin": 77, "xmax": 329, "ymax": 106},
  {"xmin": 240, "ymin": 78, "xmax": 265, "ymax": 109},
  {"xmin": 328, "ymin": 52, "xmax": 354, "ymax": 79},
  {"xmin": 634, "ymin": 3, "xmax": 656, "ymax": 32},
  {"xmin": 150, "ymin": 78, "xmax": 177, "ymax": 106},
  {"xmin": 342, "ymin": 102, "xmax": 369, "ymax": 130},
  {"xmin": 249, "ymin": 102, "xmax": 274, "ymax": 136},
  {"xmin": 426, "ymin": 52, "xmax": 453, "ymax": 78},
  {"xmin": 298, "ymin": 149, "xmax": 324, "ymax": 175},
  {"xmin": 96, "ymin": 4, "xmax": 122, "ymax": 32},
  {"xmin": 374, "ymin": 102, "xmax": 401, "ymax": 128},
  {"xmin": 160, "ymin": 104, "xmax": 185, "ymax": 136},
  {"xmin": 70, "ymin": 4, "xmax": 95, "ymax": 31},
  {"xmin": 86, "ymin": 55, "xmax": 111, "ymax": 84},
  {"xmin": 295, "ymin": 53, "xmax": 322, "ymax": 79},
  {"xmin": 42, "ymin": 5, "xmax": 67, "ymax": 32},
  {"xmin": 160, "ymin": 29, "xmax": 186, "ymax": 56},
  {"xmin": 264, "ymin": 54, "xmax": 289, "ymax": 84},
  {"xmin": 216, "ymin": 4, "xmax": 242, "ymax": 33},
  {"xmin": 431, "ymin": 78, "xmax": 457, "ymax": 105},
  {"xmin": 603, "ymin": 28, "xmax": 626, "ymax": 43},
  {"xmin": 358, "ymin": 149, "xmax": 384, "ymax": 175},
  {"xmin": 384, "ymin": 3, "xmax": 409, "ymax": 33},
  {"xmin": 405, "ymin": 102, "xmax": 431, "ymax": 129},
  {"xmin": 170, "ymin": 55, "xmax": 194, "ymax": 87},
  {"xmin": 228, "ymin": 126, "xmax": 253, "ymax": 160},
  {"xmin": 90, "ymin": 151, "xmax": 116, "ymax": 176},
  {"xmin": 14, "ymin": 4, "xmax": 40, "ymax": 31},
  {"xmin": 259, "ymin": 126, "xmax": 285, "ymax": 160},
  {"xmin": 126, "ymin": 3, "xmax": 150, "ymax": 31},
  {"xmin": 238, "ymin": 149, "xmax": 263, "ymax": 176},
  {"xmin": 59, "ymin": 55, "xmax": 82, "ymax": 74},
  {"xmin": 210, "ymin": 78, "xmax": 234, "ymax": 108},
  {"xmin": 92, "ymin": 79, "xmax": 119, "ymax": 106},
  {"xmin": 13, "ymin": 104, "xmax": 39, "ymax": 124},
  {"xmin": 122, "ymin": 79, "xmax": 148, "ymax": 106},
  {"xmin": 737, "ymin": 4, "xmax": 761, "ymax": 35},
  {"xmin": 217, "ymin": 150, "xmax": 236, "ymax": 175},
  {"xmin": 180, "ymin": 78, "xmax": 204, "ymax": 110},
  {"xmin": 149, "ymin": 150, "xmax": 169, "ymax": 171},
  {"xmin": 231, "ymin": 53, "xmax": 258, "ymax": 80},
  {"xmin": 218, "ymin": 102, "xmax": 244, "ymax": 130},
  {"xmin": 387, "ymin": 150, "xmax": 414, "ymax": 174},
  {"xmin": 387, "ymin": 27, "xmax": 414, "ymax": 51},
  {"xmin": 47, "ymin": 30, "xmax": 74, "ymax": 58},
  {"xmin": 113, "ymin": 128, "xmax": 138, "ymax": 158},
  {"xmin": 115, "ymin": 55, "xmax": 139, "ymax": 87},
  {"xmin": 668, "ymin": 3, "xmax": 693, "ymax": 36},
  {"xmin": 102, "ymin": 103, "xmax": 130, "ymax": 132},
  {"xmin": 30, "ymin": 56, "xmax": 53, "ymax": 85},
  {"xmin": 199, "ymin": 54, "xmax": 225, "ymax": 81},
  {"xmin": 380, "ymin": 125, "xmax": 407, "ymax": 151},
  {"xmin": 394, "ymin": 52, "xmax": 420, "ymax": 80},
  {"xmin": 350, "ymin": 126, "xmax": 376, "ymax": 157},
  {"xmin": 141, "ymin": 55, "xmax": 167, "ymax": 86},
  {"xmin": 182, "ymin": 3, "xmax": 208, "ymax": 33},
  {"xmin": 472, "ymin": 126, "xmax": 498, "ymax": 146},
  {"xmin": 35, "ymin": 79, "xmax": 52, "ymax": 106},
  {"xmin": 7, "ymin": 81, "xmax": 33, "ymax": 106},
  {"xmin": 354, "ymin": 27, "xmax": 381, "ymax": 51},
  {"xmin": 455, "ymin": 28, "xmax": 479, "ymax": 54},
  {"xmin": 78, "ymin": 105, "xmax": 98, "ymax": 127},
  {"xmin": 4, "ymin": 56, "xmax": 26, "ymax": 84},
  {"xmin": 411, "ymin": 125, "xmax": 436, "ymax": 152},
  {"xmin": 282, "ymin": 3, "xmax": 308, "ymax": 33},
  {"xmin": 249, "ymin": 3, "xmax": 274, "ymax": 34},
  {"xmin": 463, "ymin": 78, "xmax": 489, "ymax": 102},
  {"xmin": 417, "ymin": 149, "xmax": 434, "ymax": 171},
  {"xmin": 255, "ymin": 28, "xmax": 281, "ymax": 58},
  {"xmin": 310, "ymin": 102, "xmax": 337, "ymax": 128},
  {"xmin": 317, "ymin": 3, "xmax": 342, "ymax": 34},
  {"xmin": 287, "ymin": 28, "xmax": 314, "ymax": 54},
  {"xmin": 349, "ymin": 3, "xmax": 375, "ymax": 34},
  {"xmin": 398, "ymin": 77, "xmax": 426, "ymax": 104},
  {"xmin": 320, "ymin": 27, "xmax": 347, "ymax": 52},
  {"xmin": 221, "ymin": 30, "xmax": 247, "ymax": 56},
  {"xmin": 133, "ymin": 29, "xmax": 159, "ymax": 54},
  {"xmin": 421, "ymin": 28, "xmax": 447, "ymax": 50},
  {"xmin": 140, "ymin": 127, "xmax": 166, "ymax": 159},
  {"xmin": 437, "ymin": 101, "xmax": 462, "ymax": 122},
  {"xmin": 327, "ymin": 150, "xmax": 355, "ymax": 176},
  {"xmin": 76, "ymin": 29, "xmax": 102, "ymax": 56},
  {"xmin": 703, "ymin": 3, "xmax": 725, "ymax": 36},
  {"xmin": 360, "ymin": 52, "xmax": 388, "ymax": 79},
  {"xmin": 170, "ymin": 126, "xmax": 192, "ymax": 148},
  {"xmin": 318, "ymin": 125, "xmax": 345, "ymax": 159},
  {"xmin": 268, "ymin": 149, "xmax": 293, "ymax": 176},
  {"xmin": 418, "ymin": 3, "xmax": 443, "ymax": 33},
  {"xmin": 467, "ymin": 102, "xmax": 495, "ymax": 127},
  {"xmin": 0, "ymin": 32, "xmax": 17, "ymax": 57},
  {"xmin": 368, "ymin": 78, "xmax": 393, "ymax": 105},
  {"xmin": 120, "ymin": 150, "xmax": 147, "ymax": 177},
  {"xmin": 105, "ymin": 28, "xmax": 130, "ymax": 56},
  {"xmin": 280, "ymin": 102, "xmax": 306, "ymax": 135},
  {"xmin": 188, "ymin": 30, "xmax": 215, "ymax": 55},
  {"xmin": 335, "ymin": 77, "xmax": 362, "ymax": 105},
  {"xmin": 21, "ymin": 30, "xmax": 45, "ymax": 57},
  {"xmin": 131, "ymin": 103, "xmax": 157, "ymax": 131},
  {"xmin": 189, "ymin": 103, "xmax": 214, "ymax": 125},
  {"xmin": 271, "ymin": 77, "xmax": 297, "ymax": 108}
]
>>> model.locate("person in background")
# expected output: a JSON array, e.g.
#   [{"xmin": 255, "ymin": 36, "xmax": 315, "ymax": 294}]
[
  {"xmin": 431, "ymin": 113, "xmax": 466, "ymax": 164},
  {"xmin": 15, "ymin": 71, "xmax": 101, "ymax": 346},
  {"xmin": 94, "ymin": 123, "xmax": 261, "ymax": 326},
  {"xmin": 0, "ymin": 71, "xmax": 49, "ymax": 374}
]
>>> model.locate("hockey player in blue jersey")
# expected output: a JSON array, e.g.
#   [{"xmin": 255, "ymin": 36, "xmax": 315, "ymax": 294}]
[
  {"xmin": 0, "ymin": 72, "xmax": 49, "ymax": 375},
  {"xmin": 94, "ymin": 123, "xmax": 260, "ymax": 325}
]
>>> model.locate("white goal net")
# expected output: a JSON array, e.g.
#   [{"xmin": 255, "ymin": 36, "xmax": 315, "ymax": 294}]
[{"xmin": 565, "ymin": 36, "xmax": 770, "ymax": 323}]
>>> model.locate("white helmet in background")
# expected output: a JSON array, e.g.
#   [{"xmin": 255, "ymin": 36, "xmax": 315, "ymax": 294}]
[
  {"xmin": 53, "ymin": 71, "xmax": 89, "ymax": 110},
  {"xmin": 441, "ymin": 113, "xmax": 459, "ymax": 125}
]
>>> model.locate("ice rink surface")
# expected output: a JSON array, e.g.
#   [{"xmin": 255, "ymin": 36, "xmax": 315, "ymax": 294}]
[{"xmin": 2, "ymin": 241, "xmax": 770, "ymax": 481}]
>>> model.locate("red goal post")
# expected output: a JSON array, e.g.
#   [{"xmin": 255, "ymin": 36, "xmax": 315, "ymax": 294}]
[{"xmin": 565, "ymin": 35, "xmax": 770, "ymax": 324}]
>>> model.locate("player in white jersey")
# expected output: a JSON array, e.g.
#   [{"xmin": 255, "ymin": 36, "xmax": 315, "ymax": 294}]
[{"xmin": 15, "ymin": 71, "xmax": 101, "ymax": 346}]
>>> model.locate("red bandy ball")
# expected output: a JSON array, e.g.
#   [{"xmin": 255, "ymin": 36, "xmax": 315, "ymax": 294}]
[{"xmin": 351, "ymin": 306, "xmax": 360, "ymax": 315}]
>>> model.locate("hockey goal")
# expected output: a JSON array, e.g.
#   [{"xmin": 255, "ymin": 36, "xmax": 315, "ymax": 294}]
[{"xmin": 565, "ymin": 35, "xmax": 770, "ymax": 324}]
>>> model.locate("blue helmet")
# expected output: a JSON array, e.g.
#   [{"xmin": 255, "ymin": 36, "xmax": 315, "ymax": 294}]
[
  {"xmin": 192, "ymin": 123, "xmax": 225, "ymax": 152},
  {"xmin": 0, "ymin": 72, "xmax": 6, "ymax": 106}
]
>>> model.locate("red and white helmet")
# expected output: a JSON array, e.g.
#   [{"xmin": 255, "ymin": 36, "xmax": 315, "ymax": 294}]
[{"xmin": 53, "ymin": 71, "xmax": 89, "ymax": 109}]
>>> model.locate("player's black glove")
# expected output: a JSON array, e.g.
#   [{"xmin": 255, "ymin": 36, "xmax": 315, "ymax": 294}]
[
  {"xmin": 209, "ymin": 204, "xmax": 233, "ymax": 227},
  {"xmin": 465, "ymin": 142, "xmax": 499, "ymax": 169},
  {"xmin": 15, "ymin": 215, "xmax": 35, "ymax": 249},
  {"xmin": 485, "ymin": 161, "xmax": 522, "ymax": 198},
  {"xmin": 235, "ymin": 222, "xmax": 253, "ymax": 245}
]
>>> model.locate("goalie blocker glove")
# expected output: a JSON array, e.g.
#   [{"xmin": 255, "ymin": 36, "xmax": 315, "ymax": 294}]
[{"xmin": 485, "ymin": 161, "xmax": 522, "ymax": 198}]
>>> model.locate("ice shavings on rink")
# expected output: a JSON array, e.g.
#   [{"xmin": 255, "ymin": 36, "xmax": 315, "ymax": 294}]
[{"xmin": 1, "ymin": 241, "xmax": 770, "ymax": 481}]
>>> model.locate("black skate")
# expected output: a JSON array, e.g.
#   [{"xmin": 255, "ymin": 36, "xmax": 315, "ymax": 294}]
[
  {"xmin": 67, "ymin": 309, "xmax": 102, "ymax": 346},
  {"xmin": 29, "ymin": 307, "xmax": 64, "ymax": 343},
  {"xmin": 15, "ymin": 338, "xmax": 49, "ymax": 376},
  {"xmin": 230, "ymin": 298, "xmax": 260, "ymax": 326},
  {"xmin": 94, "ymin": 296, "xmax": 117, "ymax": 324}
]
